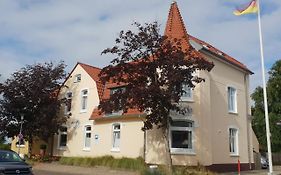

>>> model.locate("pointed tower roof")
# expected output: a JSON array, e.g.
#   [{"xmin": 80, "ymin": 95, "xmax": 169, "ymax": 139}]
[{"xmin": 164, "ymin": 1, "xmax": 189, "ymax": 42}]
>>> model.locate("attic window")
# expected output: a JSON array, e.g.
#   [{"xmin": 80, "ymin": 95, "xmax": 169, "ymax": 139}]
[{"xmin": 74, "ymin": 74, "xmax": 81, "ymax": 83}]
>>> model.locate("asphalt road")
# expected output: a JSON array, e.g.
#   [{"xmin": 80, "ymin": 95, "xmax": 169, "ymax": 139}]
[{"xmin": 34, "ymin": 169, "xmax": 77, "ymax": 175}]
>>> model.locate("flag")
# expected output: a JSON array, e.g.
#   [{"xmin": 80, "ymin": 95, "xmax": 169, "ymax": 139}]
[{"xmin": 233, "ymin": 0, "xmax": 258, "ymax": 16}]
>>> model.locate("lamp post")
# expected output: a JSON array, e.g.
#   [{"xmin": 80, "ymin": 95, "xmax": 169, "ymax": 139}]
[{"xmin": 17, "ymin": 115, "xmax": 24, "ymax": 156}]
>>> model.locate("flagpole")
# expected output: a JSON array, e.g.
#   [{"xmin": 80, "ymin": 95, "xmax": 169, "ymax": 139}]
[{"xmin": 257, "ymin": 0, "xmax": 273, "ymax": 174}]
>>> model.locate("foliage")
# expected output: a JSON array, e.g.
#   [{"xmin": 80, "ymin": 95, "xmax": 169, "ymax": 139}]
[
  {"xmin": 252, "ymin": 60, "xmax": 281, "ymax": 152},
  {"xmin": 0, "ymin": 143, "xmax": 10, "ymax": 150},
  {"xmin": 59, "ymin": 156, "xmax": 146, "ymax": 171},
  {"xmin": 40, "ymin": 144, "xmax": 47, "ymax": 150},
  {"xmin": 99, "ymin": 22, "xmax": 213, "ymax": 131},
  {"xmin": 30, "ymin": 154, "xmax": 60, "ymax": 162},
  {"xmin": 0, "ymin": 61, "xmax": 68, "ymax": 144}
]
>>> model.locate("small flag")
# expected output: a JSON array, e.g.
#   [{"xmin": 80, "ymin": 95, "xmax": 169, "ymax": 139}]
[{"xmin": 233, "ymin": 0, "xmax": 258, "ymax": 16}]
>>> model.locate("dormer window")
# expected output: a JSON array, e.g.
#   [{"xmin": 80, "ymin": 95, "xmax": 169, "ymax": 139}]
[
  {"xmin": 106, "ymin": 87, "xmax": 125, "ymax": 116},
  {"xmin": 74, "ymin": 74, "xmax": 81, "ymax": 83}
]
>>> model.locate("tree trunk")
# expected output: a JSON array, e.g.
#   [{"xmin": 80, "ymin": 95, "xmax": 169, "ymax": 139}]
[{"xmin": 164, "ymin": 119, "xmax": 173, "ymax": 175}]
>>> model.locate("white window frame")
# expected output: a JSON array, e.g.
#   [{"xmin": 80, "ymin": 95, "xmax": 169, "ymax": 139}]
[
  {"xmin": 227, "ymin": 86, "xmax": 237, "ymax": 113},
  {"xmin": 80, "ymin": 89, "xmax": 89, "ymax": 113},
  {"xmin": 180, "ymin": 84, "xmax": 193, "ymax": 102},
  {"xmin": 106, "ymin": 87, "xmax": 125, "ymax": 116},
  {"xmin": 83, "ymin": 125, "xmax": 91, "ymax": 151},
  {"xmin": 111, "ymin": 123, "xmax": 121, "ymax": 152},
  {"xmin": 58, "ymin": 126, "xmax": 67, "ymax": 149},
  {"xmin": 229, "ymin": 127, "xmax": 239, "ymax": 156},
  {"xmin": 169, "ymin": 119, "xmax": 195, "ymax": 155},
  {"xmin": 64, "ymin": 91, "xmax": 72, "ymax": 115},
  {"xmin": 74, "ymin": 74, "xmax": 81, "ymax": 83}
]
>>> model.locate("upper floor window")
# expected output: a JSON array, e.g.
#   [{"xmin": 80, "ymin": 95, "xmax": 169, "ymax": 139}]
[
  {"xmin": 229, "ymin": 128, "xmax": 238, "ymax": 155},
  {"xmin": 84, "ymin": 126, "xmax": 91, "ymax": 150},
  {"xmin": 16, "ymin": 138, "xmax": 25, "ymax": 148},
  {"xmin": 81, "ymin": 89, "xmax": 88, "ymax": 112},
  {"xmin": 181, "ymin": 84, "xmax": 193, "ymax": 101},
  {"xmin": 58, "ymin": 127, "xmax": 67, "ymax": 148},
  {"xmin": 227, "ymin": 86, "xmax": 237, "ymax": 113},
  {"xmin": 170, "ymin": 120, "xmax": 194, "ymax": 154},
  {"xmin": 106, "ymin": 87, "xmax": 125, "ymax": 116},
  {"xmin": 112, "ymin": 123, "xmax": 121, "ymax": 151},
  {"xmin": 64, "ymin": 92, "xmax": 72, "ymax": 115},
  {"xmin": 74, "ymin": 74, "xmax": 81, "ymax": 83}
]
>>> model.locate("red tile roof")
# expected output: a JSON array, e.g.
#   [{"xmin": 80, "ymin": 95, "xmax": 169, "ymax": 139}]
[
  {"xmin": 78, "ymin": 62, "xmax": 104, "ymax": 99},
  {"xmin": 165, "ymin": 2, "xmax": 253, "ymax": 74}
]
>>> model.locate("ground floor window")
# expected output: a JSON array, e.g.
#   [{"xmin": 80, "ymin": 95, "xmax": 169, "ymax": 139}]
[
  {"xmin": 58, "ymin": 127, "xmax": 67, "ymax": 148},
  {"xmin": 170, "ymin": 120, "xmax": 194, "ymax": 154},
  {"xmin": 229, "ymin": 128, "xmax": 238, "ymax": 155},
  {"xmin": 112, "ymin": 123, "xmax": 121, "ymax": 151},
  {"xmin": 84, "ymin": 125, "xmax": 91, "ymax": 149}
]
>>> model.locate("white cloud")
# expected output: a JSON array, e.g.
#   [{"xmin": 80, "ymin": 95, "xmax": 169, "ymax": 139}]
[{"xmin": 0, "ymin": 0, "xmax": 280, "ymax": 94}]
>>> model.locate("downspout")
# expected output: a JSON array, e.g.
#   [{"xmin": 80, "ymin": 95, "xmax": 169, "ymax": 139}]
[{"xmin": 244, "ymin": 74, "xmax": 252, "ymax": 170}]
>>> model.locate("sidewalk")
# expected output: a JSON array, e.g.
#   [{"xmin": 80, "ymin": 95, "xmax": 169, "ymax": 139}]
[
  {"xmin": 221, "ymin": 166, "xmax": 281, "ymax": 175},
  {"xmin": 33, "ymin": 162, "xmax": 139, "ymax": 175}
]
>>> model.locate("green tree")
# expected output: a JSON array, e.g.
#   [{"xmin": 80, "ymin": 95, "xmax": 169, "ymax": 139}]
[
  {"xmin": 99, "ymin": 22, "xmax": 213, "ymax": 174},
  {"xmin": 252, "ymin": 60, "xmax": 281, "ymax": 152},
  {"xmin": 0, "ymin": 61, "xmax": 68, "ymax": 153}
]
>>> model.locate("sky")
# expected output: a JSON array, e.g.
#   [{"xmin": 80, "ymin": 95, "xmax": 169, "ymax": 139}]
[{"xmin": 0, "ymin": 0, "xmax": 280, "ymax": 94}]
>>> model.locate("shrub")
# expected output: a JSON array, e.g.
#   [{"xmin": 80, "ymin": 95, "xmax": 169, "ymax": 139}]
[
  {"xmin": 0, "ymin": 144, "xmax": 10, "ymax": 150},
  {"xmin": 39, "ymin": 144, "xmax": 47, "ymax": 150}
]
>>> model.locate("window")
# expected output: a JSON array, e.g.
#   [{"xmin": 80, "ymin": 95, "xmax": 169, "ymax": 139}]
[
  {"xmin": 16, "ymin": 138, "xmax": 25, "ymax": 148},
  {"xmin": 181, "ymin": 84, "xmax": 192, "ymax": 101},
  {"xmin": 64, "ymin": 92, "xmax": 72, "ymax": 115},
  {"xmin": 170, "ymin": 120, "xmax": 194, "ymax": 154},
  {"xmin": 74, "ymin": 74, "xmax": 81, "ymax": 83},
  {"xmin": 81, "ymin": 89, "xmax": 88, "ymax": 112},
  {"xmin": 229, "ymin": 128, "xmax": 238, "ymax": 155},
  {"xmin": 58, "ymin": 127, "xmax": 67, "ymax": 148},
  {"xmin": 112, "ymin": 124, "xmax": 121, "ymax": 151},
  {"xmin": 84, "ymin": 126, "xmax": 91, "ymax": 149},
  {"xmin": 227, "ymin": 86, "xmax": 237, "ymax": 113},
  {"xmin": 106, "ymin": 87, "xmax": 125, "ymax": 116}
]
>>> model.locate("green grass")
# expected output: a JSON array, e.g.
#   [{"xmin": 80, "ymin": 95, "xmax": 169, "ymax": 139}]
[
  {"xmin": 0, "ymin": 144, "xmax": 10, "ymax": 150},
  {"xmin": 59, "ymin": 156, "xmax": 216, "ymax": 175},
  {"xmin": 59, "ymin": 156, "xmax": 146, "ymax": 171}
]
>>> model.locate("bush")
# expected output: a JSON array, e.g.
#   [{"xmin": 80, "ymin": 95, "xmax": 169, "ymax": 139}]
[
  {"xmin": 39, "ymin": 144, "xmax": 47, "ymax": 150},
  {"xmin": 0, "ymin": 144, "xmax": 10, "ymax": 150}
]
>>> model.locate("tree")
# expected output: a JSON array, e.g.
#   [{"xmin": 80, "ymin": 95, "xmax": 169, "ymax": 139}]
[
  {"xmin": 99, "ymin": 22, "xmax": 213, "ymax": 173},
  {"xmin": 252, "ymin": 60, "xmax": 281, "ymax": 152},
  {"xmin": 0, "ymin": 61, "xmax": 68, "ymax": 153}
]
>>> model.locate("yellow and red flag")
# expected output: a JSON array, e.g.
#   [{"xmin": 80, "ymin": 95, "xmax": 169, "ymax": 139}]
[{"xmin": 233, "ymin": 0, "xmax": 258, "ymax": 16}]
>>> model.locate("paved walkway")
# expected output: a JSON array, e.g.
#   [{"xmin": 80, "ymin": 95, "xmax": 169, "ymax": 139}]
[
  {"xmin": 221, "ymin": 166, "xmax": 281, "ymax": 175},
  {"xmin": 33, "ymin": 162, "xmax": 138, "ymax": 175}
]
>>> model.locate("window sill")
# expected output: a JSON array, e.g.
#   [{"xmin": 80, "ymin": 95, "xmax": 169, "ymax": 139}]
[
  {"xmin": 230, "ymin": 153, "xmax": 239, "ymax": 157},
  {"xmin": 16, "ymin": 145, "xmax": 25, "ymax": 148},
  {"xmin": 111, "ymin": 148, "xmax": 120, "ymax": 152},
  {"xmin": 80, "ymin": 110, "xmax": 87, "ymax": 113},
  {"xmin": 170, "ymin": 149, "xmax": 196, "ymax": 155},
  {"xmin": 83, "ymin": 148, "xmax": 91, "ymax": 151},
  {"xmin": 57, "ymin": 147, "xmax": 67, "ymax": 150},
  {"xmin": 228, "ymin": 111, "xmax": 238, "ymax": 115}
]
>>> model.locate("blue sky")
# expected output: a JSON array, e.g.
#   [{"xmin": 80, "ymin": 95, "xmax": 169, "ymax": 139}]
[{"xmin": 0, "ymin": 0, "xmax": 280, "ymax": 94}]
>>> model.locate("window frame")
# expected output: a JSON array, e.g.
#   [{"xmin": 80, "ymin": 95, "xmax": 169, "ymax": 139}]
[
  {"xmin": 64, "ymin": 91, "xmax": 73, "ymax": 115},
  {"xmin": 227, "ymin": 86, "xmax": 237, "ymax": 113},
  {"xmin": 111, "ymin": 123, "xmax": 121, "ymax": 152},
  {"xmin": 83, "ymin": 125, "xmax": 92, "ymax": 150},
  {"xmin": 169, "ymin": 119, "xmax": 195, "ymax": 155},
  {"xmin": 105, "ymin": 87, "xmax": 125, "ymax": 116},
  {"xmin": 180, "ymin": 84, "xmax": 193, "ymax": 102},
  {"xmin": 229, "ymin": 127, "xmax": 239, "ymax": 156},
  {"xmin": 74, "ymin": 74, "xmax": 81, "ymax": 83},
  {"xmin": 58, "ymin": 126, "xmax": 67, "ymax": 149},
  {"xmin": 80, "ymin": 89, "xmax": 89, "ymax": 113},
  {"xmin": 16, "ymin": 138, "xmax": 26, "ymax": 148}
]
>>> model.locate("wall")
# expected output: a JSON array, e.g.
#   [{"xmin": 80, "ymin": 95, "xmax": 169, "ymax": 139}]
[{"xmin": 52, "ymin": 64, "xmax": 100, "ymax": 157}]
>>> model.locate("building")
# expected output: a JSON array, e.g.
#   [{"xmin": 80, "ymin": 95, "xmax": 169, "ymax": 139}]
[{"xmin": 15, "ymin": 2, "xmax": 258, "ymax": 172}]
